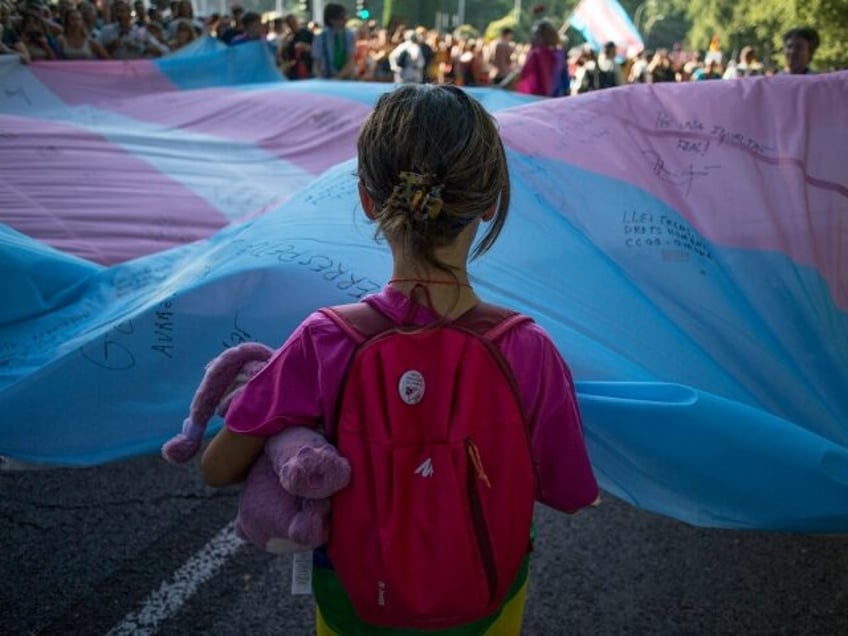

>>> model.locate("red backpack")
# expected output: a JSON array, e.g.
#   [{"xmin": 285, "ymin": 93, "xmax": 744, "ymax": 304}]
[{"xmin": 320, "ymin": 301, "xmax": 538, "ymax": 630}]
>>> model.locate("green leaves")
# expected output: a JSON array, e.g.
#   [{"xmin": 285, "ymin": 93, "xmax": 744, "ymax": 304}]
[
  {"xmin": 373, "ymin": 0, "xmax": 844, "ymax": 71},
  {"xmin": 675, "ymin": 0, "xmax": 846, "ymax": 71}
]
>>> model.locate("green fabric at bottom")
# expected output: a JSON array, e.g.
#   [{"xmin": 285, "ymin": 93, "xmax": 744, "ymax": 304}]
[{"xmin": 313, "ymin": 555, "xmax": 531, "ymax": 636}]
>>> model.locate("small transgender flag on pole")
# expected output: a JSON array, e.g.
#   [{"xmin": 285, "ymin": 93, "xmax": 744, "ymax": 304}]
[{"xmin": 568, "ymin": 0, "xmax": 645, "ymax": 59}]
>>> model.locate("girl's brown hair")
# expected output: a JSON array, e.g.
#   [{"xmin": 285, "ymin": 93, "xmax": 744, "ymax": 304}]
[{"xmin": 356, "ymin": 84, "xmax": 510, "ymax": 273}]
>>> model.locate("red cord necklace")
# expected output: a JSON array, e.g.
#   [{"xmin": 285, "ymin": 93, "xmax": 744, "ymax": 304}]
[{"xmin": 389, "ymin": 277, "xmax": 473, "ymax": 289}]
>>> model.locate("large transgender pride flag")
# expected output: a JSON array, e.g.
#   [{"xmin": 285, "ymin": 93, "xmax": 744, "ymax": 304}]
[
  {"xmin": 568, "ymin": 0, "xmax": 644, "ymax": 57},
  {"xmin": 1, "ymin": 42, "xmax": 846, "ymax": 532}
]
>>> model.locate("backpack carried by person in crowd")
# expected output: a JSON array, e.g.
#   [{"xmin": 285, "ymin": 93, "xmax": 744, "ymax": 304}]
[
  {"xmin": 321, "ymin": 301, "xmax": 538, "ymax": 630},
  {"xmin": 578, "ymin": 64, "xmax": 617, "ymax": 93},
  {"xmin": 596, "ymin": 67, "xmax": 617, "ymax": 89}
]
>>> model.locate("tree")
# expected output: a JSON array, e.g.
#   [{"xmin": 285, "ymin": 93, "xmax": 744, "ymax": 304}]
[
  {"xmin": 384, "ymin": 0, "xmax": 514, "ymax": 31},
  {"xmin": 377, "ymin": 0, "xmax": 847, "ymax": 70},
  {"xmin": 680, "ymin": 0, "xmax": 847, "ymax": 71}
]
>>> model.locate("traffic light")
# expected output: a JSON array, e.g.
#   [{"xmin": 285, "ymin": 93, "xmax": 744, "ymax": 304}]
[{"xmin": 356, "ymin": 0, "xmax": 370, "ymax": 20}]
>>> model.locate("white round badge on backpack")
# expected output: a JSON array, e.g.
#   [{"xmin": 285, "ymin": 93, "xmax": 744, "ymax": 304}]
[{"xmin": 398, "ymin": 370, "xmax": 425, "ymax": 405}]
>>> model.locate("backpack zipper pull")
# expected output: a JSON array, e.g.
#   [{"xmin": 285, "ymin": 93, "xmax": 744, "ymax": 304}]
[{"xmin": 466, "ymin": 439, "xmax": 491, "ymax": 488}]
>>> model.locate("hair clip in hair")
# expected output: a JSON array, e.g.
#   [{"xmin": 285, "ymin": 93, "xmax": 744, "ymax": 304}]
[{"xmin": 394, "ymin": 171, "xmax": 444, "ymax": 221}]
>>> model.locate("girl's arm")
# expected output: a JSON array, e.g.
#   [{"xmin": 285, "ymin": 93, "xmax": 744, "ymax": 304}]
[
  {"xmin": 202, "ymin": 318, "xmax": 327, "ymax": 487},
  {"xmin": 200, "ymin": 426, "xmax": 265, "ymax": 487},
  {"xmin": 505, "ymin": 324, "xmax": 600, "ymax": 513}
]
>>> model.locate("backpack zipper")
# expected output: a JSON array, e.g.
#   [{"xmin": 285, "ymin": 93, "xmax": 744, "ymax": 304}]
[{"xmin": 465, "ymin": 437, "xmax": 497, "ymax": 604}]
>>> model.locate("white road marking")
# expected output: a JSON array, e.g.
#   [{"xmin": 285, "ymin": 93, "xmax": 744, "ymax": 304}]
[{"xmin": 106, "ymin": 522, "xmax": 243, "ymax": 636}]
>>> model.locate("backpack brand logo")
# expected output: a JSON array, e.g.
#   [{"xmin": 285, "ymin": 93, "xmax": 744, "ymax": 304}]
[
  {"xmin": 377, "ymin": 580, "xmax": 386, "ymax": 606},
  {"xmin": 398, "ymin": 369, "xmax": 425, "ymax": 405},
  {"xmin": 414, "ymin": 457, "xmax": 434, "ymax": 478}
]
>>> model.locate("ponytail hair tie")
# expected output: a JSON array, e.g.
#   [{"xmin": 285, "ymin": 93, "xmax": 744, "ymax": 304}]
[{"xmin": 388, "ymin": 171, "xmax": 444, "ymax": 221}]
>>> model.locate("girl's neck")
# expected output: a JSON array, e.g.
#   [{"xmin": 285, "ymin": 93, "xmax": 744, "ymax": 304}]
[
  {"xmin": 389, "ymin": 273, "xmax": 471, "ymax": 286},
  {"xmin": 388, "ymin": 269, "xmax": 479, "ymax": 319}
]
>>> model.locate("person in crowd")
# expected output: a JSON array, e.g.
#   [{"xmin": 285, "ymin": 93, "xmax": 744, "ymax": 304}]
[
  {"xmin": 216, "ymin": 5, "xmax": 243, "ymax": 44},
  {"xmin": 146, "ymin": 6, "xmax": 162, "ymax": 27},
  {"xmin": 351, "ymin": 21, "xmax": 372, "ymax": 79},
  {"xmin": 312, "ymin": 2, "xmax": 355, "ymax": 79},
  {"xmin": 552, "ymin": 33, "xmax": 569, "ymax": 96},
  {"xmin": 211, "ymin": 13, "xmax": 229, "ymax": 39},
  {"xmin": 724, "ymin": 45, "xmax": 763, "ymax": 78},
  {"xmin": 266, "ymin": 15, "xmax": 284, "ymax": 57},
  {"xmin": 27, "ymin": 0, "xmax": 62, "ymax": 36},
  {"xmin": 692, "ymin": 58, "xmax": 723, "ymax": 80},
  {"xmin": 597, "ymin": 41, "xmax": 623, "ymax": 85},
  {"xmin": 0, "ymin": 1, "xmax": 31, "ymax": 62},
  {"xmin": 204, "ymin": 11, "xmax": 220, "ymax": 35},
  {"xmin": 51, "ymin": 0, "xmax": 71, "ymax": 22},
  {"xmin": 455, "ymin": 37, "xmax": 488, "ymax": 86},
  {"xmin": 229, "ymin": 11, "xmax": 263, "ymax": 46},
  {"xmin": 131, "ymin": 0, "xmax": 145, "ymax": 27},
  {"xmin": 100, "ymin": 0, "xmax": 167, "ymax": 58},
  {"xmin": 627, "ymin": 48, "xmax": 650, "ymax": 83},
  {"xmin": 516, "ymin": 20, "xmax": 561, "ymax": 96},
  {"xmin": 572, "ymin": 41, "xmax": 622, "ymax": 93},
  {"xmin": 646, "ymin": 48, "xmax": 676, "ymax": 82},
  {"xmin": 58, "ymin": 7, "xmax": 108, "ymax": 58},
  {"xmin": 432, "ymin": 31, "xmax": 453, "ymax": 83},
  {"xmin": 167, "ymin": 16, "xmax": 194, "ymax": 51},
  {"xmin": 413, "ymin": 26, "xmax": 434, "ymax": 82},
  {"xmin": 146, "ymin": 20, "xmax": 169, "ymax": 52},
  {"xmin": 78, "ymin": 1, "xmax": 101, "ymax": 39},
  {"xmin": 388, "ymin": 28, "xmax": 425, "ymax": 83},
  {"xmin": 279, "ymin": 12, "xmax": 313, "ymax": 79},
  {"xmin": 18, "ymin": 10, "xmax": 59, "ymax": 60},
  {"xmin": 445, "ymin": 35, "xmax": 463, "ymax": 84},
  {"xmin": 570, "ymin": 45, "xmax": 594, "ymax": 93},
  {"xmin": 487, "ymin": 26, "xmax": 515, "ymax": 86},
  {"xmin": 167, "ymin": 0, "xmax": 200, "ymax": 38},
  {"xmin": 369, "ymin": 38, "xmax": 395, "ymax": 82},
  {"xmin": 200, "ymin": 82, "xmax": 599, "ymax": 636},
  {"xmin": 419, "ymin": 28, "xmax": 441, "ymax": 83},
  {"xmin": 782, "ymin": 26, "xmax": 819, "ymax": 74},
  {"xmin": 680, "ymin": 57, "xmax": 700, "ymax": 82}
]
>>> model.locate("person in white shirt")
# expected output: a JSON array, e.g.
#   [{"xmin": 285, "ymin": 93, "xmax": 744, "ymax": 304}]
[
  {"xmin": 100, "ymin": 0, "xmax": 168, "ymax": 58},
  {"xmin": 388, "ymin": 29, "xmax": 425, "ymax": 84}
]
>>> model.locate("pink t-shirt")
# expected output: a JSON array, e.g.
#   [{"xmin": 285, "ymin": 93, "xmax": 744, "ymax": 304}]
[{"xmin": 226, "ymin": 286, "xmax": 598, "ymax": 513}]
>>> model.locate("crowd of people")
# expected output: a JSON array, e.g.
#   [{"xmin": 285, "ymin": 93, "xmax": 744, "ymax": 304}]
[{"xmin": 0, "ymin": 0, "xmax": 824, "ymax": 94}]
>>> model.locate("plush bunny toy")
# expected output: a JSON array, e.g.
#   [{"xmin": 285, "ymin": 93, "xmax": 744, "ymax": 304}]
[{"xmin": 161, "ymin": 342, "xmax": 351, "ymax": 553}]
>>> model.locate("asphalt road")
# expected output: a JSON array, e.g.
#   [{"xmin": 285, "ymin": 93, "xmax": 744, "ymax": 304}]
[{"xmin": 2, "ymin": 453, "xmax": 847, "ymax": 635}]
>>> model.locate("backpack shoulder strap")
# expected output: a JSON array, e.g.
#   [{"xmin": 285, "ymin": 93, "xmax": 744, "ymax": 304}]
[
  {"xmin": 319, "ymin": 302, "xmax": 395, "ymax": 343},
  {"xmin": 322, "ymin": 301, "xmax": 532, "ymax": 343},
  {"xmin": 321, "ymin": 302, "xmax": 396, "ymax": 443},
  {"xmin": 453, "ymin": 302, "xmax": 534, "ymax": 341}
]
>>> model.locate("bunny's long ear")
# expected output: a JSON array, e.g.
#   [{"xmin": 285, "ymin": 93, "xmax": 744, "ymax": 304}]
[{"xmin": 161, "ymin": 342, "xmax": 274, "ymax": 464}]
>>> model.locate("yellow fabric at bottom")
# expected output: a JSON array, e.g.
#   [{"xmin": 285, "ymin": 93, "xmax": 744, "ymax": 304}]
[{"xmin": 315, "ymin": 579, "xmax": 529, "ymax": 636}]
